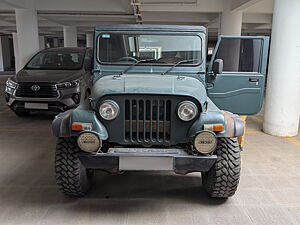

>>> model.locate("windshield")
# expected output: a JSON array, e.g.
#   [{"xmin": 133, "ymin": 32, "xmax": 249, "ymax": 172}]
[
  {"xmin": 98, "ymin": 33, "xmax": 202, "ymax": 65},
  {"xmin": 25, "ymin": 51, "xmax": 85, "ymax": 70}
]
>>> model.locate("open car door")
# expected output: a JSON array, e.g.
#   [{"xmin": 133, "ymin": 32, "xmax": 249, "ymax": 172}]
[{"xmin": 207, "ymin": 36, "xmax": 270, "ymax": 115}]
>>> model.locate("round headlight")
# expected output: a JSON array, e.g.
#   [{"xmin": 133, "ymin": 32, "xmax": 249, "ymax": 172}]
[
  {"xmin": 77, "ymin": 132, "xmax": 101, "ymax": 152},
  {"xmin": 194, "ymin": 131, "xmax": 217, "ymax": 154},
  {"xmin": 177, "ymin": 101, "xmax": 198, "ymax": 121},
  {"xmin": 99, "ymin": 100, "xmax": 119, "ymax": 120}
]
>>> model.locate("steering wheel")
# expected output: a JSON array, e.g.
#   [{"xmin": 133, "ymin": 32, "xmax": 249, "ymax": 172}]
[{"xmin": 118, "ymin": 57, "xmax": 138, "ymax": 62}]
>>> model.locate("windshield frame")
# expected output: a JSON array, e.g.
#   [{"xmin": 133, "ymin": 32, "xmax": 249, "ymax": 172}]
[
  {"xmin": 96, "ymin": 32, "xmax": 203, "ymax": 67},
  {"xmin": 24, "ymin": 50, "xmax": 86, "ymax": 70}
]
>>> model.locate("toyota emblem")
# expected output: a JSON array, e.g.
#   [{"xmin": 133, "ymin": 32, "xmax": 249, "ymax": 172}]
[{"xmin": 31, "ymin": 85, "xmax": 40, "ymax": 92}]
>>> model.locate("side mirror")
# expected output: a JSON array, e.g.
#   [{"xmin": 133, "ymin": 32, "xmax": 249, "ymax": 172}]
[
  {"xmin": 84, "ymin": 57, "xmax": 92, "ymax": 71},
  {"xmin": 212, "ymin": 59, "xmax": 223, "ymax": 75}
]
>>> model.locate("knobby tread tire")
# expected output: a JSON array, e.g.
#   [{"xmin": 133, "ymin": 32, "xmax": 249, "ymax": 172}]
[
  {"xmin": 55, "ymin": 137, "xmax": 93, "ymax": 197},
  {"xmin": 202, "ymin": 137, "xmax": 241, "ymax": 198}
]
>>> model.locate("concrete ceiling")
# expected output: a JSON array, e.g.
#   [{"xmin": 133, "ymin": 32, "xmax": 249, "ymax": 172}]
[{"xmin": 0, "ymin": 0, "xmax": 274, "ymax": 38}]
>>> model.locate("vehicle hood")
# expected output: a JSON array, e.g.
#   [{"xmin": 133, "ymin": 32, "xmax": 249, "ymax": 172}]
[
  {"xmin": 14, "ymin": 69, "xmax": 82, "ymax": 83},
  {"xmin": 92, "ymin": 74, "xmax": 207, "ymax": 104}
]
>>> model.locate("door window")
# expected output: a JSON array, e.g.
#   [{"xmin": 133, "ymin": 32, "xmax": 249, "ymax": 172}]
[{"xmin": 215, "ymin": 38, "xmax": 263, "ymax": 73}]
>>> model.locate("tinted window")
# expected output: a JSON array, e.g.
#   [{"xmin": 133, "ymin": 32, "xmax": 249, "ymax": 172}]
[
  {"xmin": 26, "ymin": 51, "xmax": 85, "ymax": 70},
  {"xmin": 98, "ymin": 33, "xmax": 202, "ymax": 65},
  {"xmin": 215, "ymin": 38, "xmax": 262, "ymax": 72}
]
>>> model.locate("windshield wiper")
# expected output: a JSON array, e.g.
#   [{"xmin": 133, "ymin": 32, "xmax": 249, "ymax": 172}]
[
  {"xmin": 119, "ymin": 58, "xmax": 157, "ymax": 76},
  {"xmin": 161, "ymin": 59, "xmax": 198, "ymax": 75}
]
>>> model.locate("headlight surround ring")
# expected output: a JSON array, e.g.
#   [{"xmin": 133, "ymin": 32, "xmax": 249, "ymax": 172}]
[
  {"xmin": 177, "ymin": 101, "xmax": 198, "ymax": 121},
  {"xmin": 99, "ymin": 100, "xmax": 119, "ymax": 120}
]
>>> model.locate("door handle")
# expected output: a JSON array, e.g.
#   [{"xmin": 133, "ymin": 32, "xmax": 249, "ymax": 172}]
[{"xmin": 249, "ymin": 78, "xmax": 259, "ymax": 82}]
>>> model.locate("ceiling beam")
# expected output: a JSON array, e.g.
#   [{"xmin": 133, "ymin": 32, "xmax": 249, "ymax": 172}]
[
  {"xmin": 205, "ymin": 15, "xmax": 219, "ymax": 28},
  {"xmin": 132, "ymin": 0, "xmax": 143, "ymax": 24},
  {"xmin": 231, "ymin": 0, "xmax": 264, "ymax": 12},
  {"xmin": 0, "ymin": 0, "xmax": 23, "ymax": 9},
  {"xmin": 243, "ymin": 13, "xmax": 272, "ymax": 24},
  {"xmin": 143, "ymin": 12, "xmax": 216, "ymax": 23},
  {"xmin": 141, "ymin": 0, "xmax": 224, "ymax": 13}
]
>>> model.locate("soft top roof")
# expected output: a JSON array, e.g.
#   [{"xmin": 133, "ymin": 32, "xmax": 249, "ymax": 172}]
[{"xmin": 95, "ymin": 24, "xmax": 206, "ymax": 34}]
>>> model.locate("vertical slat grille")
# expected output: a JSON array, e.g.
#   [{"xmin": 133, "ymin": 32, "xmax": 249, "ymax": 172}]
[{"xmin": 125, "ymin": 98, "xmax": 171, "ymax": 144}]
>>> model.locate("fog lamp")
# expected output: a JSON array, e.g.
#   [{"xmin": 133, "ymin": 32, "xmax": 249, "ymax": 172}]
[
  {"xmin": 77, "ymin": 132, "xmax": 101, "ymax": 152},
  {"xmin": 193, "ymin": 131, "xmax": 217, "ymax": 154}
]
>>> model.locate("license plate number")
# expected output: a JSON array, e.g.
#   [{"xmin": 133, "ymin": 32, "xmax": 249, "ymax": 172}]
[
  {"xmin": 119, "ymin": 156, "xmax": 173, "ymax": 171},
  {"xmin": 24, "ymin": 103, "xmax": 48, "ymax": 109}
]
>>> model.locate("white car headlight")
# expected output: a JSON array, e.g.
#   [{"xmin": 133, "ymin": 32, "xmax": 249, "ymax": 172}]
[
  {"xmin": 56, "ymin": 80, "xmax": 80, "ymax": 89},
  {"xmin": 99, "ymin": 100, "xmax": 119, "ymax": 120},
  {"xmin": 6, "ymin": 78, "xmax": 18, "ymax": 89},
  {"xmin": 5, "ymin": 78, "xmax": 18, "ymax": 94},
  {"xmin": 177, "ymin": 101, "xmax": 198, "ymax": 121}
]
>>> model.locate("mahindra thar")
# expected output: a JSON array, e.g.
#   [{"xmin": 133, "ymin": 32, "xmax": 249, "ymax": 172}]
[{"xmin": 52, "ymin": 25, "xmax": 269, "ymax": 198}]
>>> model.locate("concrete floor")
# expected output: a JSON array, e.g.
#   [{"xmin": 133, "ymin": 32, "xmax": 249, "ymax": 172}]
[{"xmin": 0, "ymin": 75, "xmax": 300, "ymax": 225}]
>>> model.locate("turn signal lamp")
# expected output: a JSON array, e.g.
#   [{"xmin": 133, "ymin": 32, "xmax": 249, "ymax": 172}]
[
  {"xmin": 72, "ymin": 122, "xmax": 92, "ymax": 131},
  {"xmin": 203, "ymin": 124, "xmax": 224, "ymax": 132}
]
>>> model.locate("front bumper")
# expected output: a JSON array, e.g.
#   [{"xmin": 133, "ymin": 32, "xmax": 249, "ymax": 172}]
[{"xmin": 79, "ymin": 148, "xmax": 217, "ymax": 173}]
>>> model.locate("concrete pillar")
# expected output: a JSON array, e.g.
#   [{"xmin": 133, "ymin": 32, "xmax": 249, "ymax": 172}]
[
  {"xmin": 86, "ymin": 33, "xmax": 93, "ymax": 47},
  {"xmin": 0, "ymin": 36, "xmax": 12, "ymax": 71},
  {"xmin": 219, "ymin": 5, "xmax": 243, "ymax": 71},
  {"xmin": 15, "ymin": 8, "xmax": 39, "ymax": 70},
  {"xmin": 12, "ymin": 32, "xmax": 20, "ymax": 72},
  {"xmin": 53, "ymin": 38, "xmax": 59, "ymax": 47},
  {"xmin": 263, "ymin": 0, "xmax": 300, "ymax": 136},
  {"xmin": 39, "ymin": 36, "xmax": 45, "ymax": 50},
  {"xmin": 220, "ymin": 4, "xmax": 242, "ymax": 36},
  {"xmin": 63, "ymin": 26, "xmax": 77, "ymax": 47},
  {"xmin": 0, "ymin": 37, "xmax": 3, "ymax": 72}
]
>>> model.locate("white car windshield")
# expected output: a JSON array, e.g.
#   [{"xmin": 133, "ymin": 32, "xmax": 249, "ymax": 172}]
[{"xmin": 98, "ymin": 33, "xmax": 202, "ymax": 65}]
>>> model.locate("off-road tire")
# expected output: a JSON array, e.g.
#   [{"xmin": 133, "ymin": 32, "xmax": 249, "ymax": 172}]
[
  {"xmin": 55, "ymin": 137, "xmax": 93, "ymax": 197},
  {"xmin": 202, "ymin": 137, "xmax": 241, "ymax": 198},
  {"xmin": 13, "ymin": 109, "xmax": 30, "ymax": 117}
]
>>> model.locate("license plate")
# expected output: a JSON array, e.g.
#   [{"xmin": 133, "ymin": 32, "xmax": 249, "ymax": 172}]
[
  {"xmin": 24, "ymin": 102, "xmax": 48, "ymax": 109},
  {"xmin": 119, "ymin": 156, "xmax": 173, "ymax": 171}
]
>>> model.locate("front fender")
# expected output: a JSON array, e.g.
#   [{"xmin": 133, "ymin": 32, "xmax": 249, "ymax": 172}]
[
  {"xmin": 52, "ymin": 107, "xmax": 108, "ymax": 140},
  {"xmin": 52, "ymin": 109, "xmax": 73, "ymax": 137},
  {"xmin": 188, "ymin": 111, "xmax": 244, "ymax": 138}
]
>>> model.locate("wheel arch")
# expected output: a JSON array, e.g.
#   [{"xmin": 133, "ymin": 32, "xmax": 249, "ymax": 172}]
[{"xmin": 52, "ymin": 108, "xmax": 108, "ymax": 140}]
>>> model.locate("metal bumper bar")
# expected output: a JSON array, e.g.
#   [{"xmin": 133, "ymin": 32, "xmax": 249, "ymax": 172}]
[{"xmin": 79, "ymin": 148, "xmax": 217, "ymax": 173}]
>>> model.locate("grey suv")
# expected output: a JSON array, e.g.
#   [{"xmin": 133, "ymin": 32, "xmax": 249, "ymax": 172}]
[{"xmin": 4, "ymin": 47, "xmax": 93, "ymax": 116}]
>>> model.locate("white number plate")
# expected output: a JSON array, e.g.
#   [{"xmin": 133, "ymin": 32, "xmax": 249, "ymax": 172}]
[
  {"xmin": 119, "ymin": 156, "xmax": 173, "ymax": 171},
  {"xmin": 24, "ymin": 102, "xmax": 48, "ymax": 109}
]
